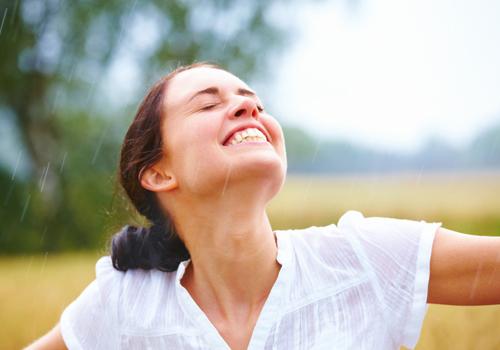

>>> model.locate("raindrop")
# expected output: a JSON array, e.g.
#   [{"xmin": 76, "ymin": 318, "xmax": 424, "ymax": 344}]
[
  {"xmin": 39, "ymin": 225, "xmax": 47, "ymax": 245},
  {"xmin": 311, "ymin": 137, "xmax": 323, "ymax": 164},
  {"xmin": 24, "ymin": 255, "xmax": 34, "ymax": 277},
  {"xmin": 221, "ymin": 39, "xmax": 228, "ymax": 54},
  {"xmin": 51, "ymin": 88, "xmax": 62, "ymax": 113},
  {"xmin": 121, "ymin": 0, "xmax": 139, "ymax": 45},
  {"xmin": 39, "ymin": 251, "xmax": 48, "ymax": 274},
  {"xmin": 59, "ymin": 151, "xmax": 67, "ymax": 173},
  {"xmin": 39, "ymin": 162, "xmax": 50, "ymax": 192},
  {"xmin": 85, "ymin": 78, "xmax": 97, "ymax": 106},
  {"xmin": 0, "ymin": 8, "xmax": 7, "ymax": 36},
  {"xmin": 91, "ymin": 130, "xmax": 106, "ymax": 164},
  {"xmin": 20, "ymin": 194, "xmax": 31, "ymax": 222},
  {"xmin": 8, "ymin": 0, "xmax": 18, "ymax": 41},
  {"xmin": 67, "ymin": 64, "xmax": 76, "ymax": 83},
  {"xmin": 11, "ymin": 150, "xmax": 22, "ymax": 180},
  {"xmin": 469, "ymin": 260, "xmax": 483, "ymax": 301},
  {"xmin": 220, "ymin": 164, "xmax": 233, "ymax": 197}
]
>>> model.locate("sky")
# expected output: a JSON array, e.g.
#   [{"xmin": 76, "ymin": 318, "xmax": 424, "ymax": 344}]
[{"xmin": 267, "ymin": 0, "xmax": 500, "ymax": 153}]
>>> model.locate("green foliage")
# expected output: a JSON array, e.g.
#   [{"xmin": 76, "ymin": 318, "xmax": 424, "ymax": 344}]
[{"xmin": 0, "ymin": 0, "xmax": 296, "ymax": 253}]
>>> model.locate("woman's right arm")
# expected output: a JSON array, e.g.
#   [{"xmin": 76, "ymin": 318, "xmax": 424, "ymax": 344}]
[{"xmin": 23, "ymin": 324, "xmax": 67, "ymax": 350}]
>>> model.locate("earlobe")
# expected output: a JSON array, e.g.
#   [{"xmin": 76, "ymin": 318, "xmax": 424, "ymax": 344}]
[{"xmin": 139, "ymin": 166, "xmax": 178, "ymax": 192}]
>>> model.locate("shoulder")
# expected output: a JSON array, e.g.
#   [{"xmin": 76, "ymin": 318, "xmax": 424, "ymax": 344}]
[
  {"xmin": 276, "ymin": 212, "xmax": 369, "ymax": 298},
  {"xmin": 278, "ymin": 210, "xmax": 365, "ymax": 259},
  {"xmin": 277, "ymin": 210, "xmax": 439, "ymax": 290}
]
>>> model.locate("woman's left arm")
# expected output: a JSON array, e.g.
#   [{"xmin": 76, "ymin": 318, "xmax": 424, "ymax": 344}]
[{"xmin": 428, "ymin": 227, "xmax": 500, "ymax": 305}]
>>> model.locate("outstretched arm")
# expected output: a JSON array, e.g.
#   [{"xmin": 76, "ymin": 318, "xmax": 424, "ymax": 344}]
[
  {"xmin": 428, "ymin": 227, "xmax": 500, "ymax": 305},
  {"xmin": 23, "ymin": 324, "xmax": 67, "ymax": 350}
]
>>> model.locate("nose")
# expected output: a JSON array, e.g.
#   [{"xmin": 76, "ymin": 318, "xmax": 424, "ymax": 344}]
[{"xmin": 230, "ymin": 97, "xmax": 259, "ymax": 119}]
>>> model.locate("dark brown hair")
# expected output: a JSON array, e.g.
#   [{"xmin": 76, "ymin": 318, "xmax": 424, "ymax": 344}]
[{"xmin": 111, "ymin": 62, "xmax": 221, "ymax": 272}]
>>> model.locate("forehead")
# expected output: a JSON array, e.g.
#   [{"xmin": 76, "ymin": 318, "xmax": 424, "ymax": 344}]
[{"xmin": 165, "ymin": 67, "xmax": 251, "ymax": 109}]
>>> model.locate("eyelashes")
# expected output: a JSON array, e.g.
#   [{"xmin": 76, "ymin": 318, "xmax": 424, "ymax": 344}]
[
  {"xmin": 200, "ymin": 104, "xmax": 218, "ymax": 111},
  {"xmin": 199, "ymin": 103, "xmax": 265, "ymax": 112}
]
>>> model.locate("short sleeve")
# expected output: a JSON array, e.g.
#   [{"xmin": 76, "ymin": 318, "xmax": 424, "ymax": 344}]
[
  {"xmin": 60, "ymin": 256, "xmax": 122, "ymax": 350},
  {"xmin": 338, "ymin": 210, "xmax": 441, "ymax": 349}
]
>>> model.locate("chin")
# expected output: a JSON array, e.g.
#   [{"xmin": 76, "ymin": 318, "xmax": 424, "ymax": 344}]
[{"xmin": 232, "ymin": 155, "xmax": 286, "ymax": 193}]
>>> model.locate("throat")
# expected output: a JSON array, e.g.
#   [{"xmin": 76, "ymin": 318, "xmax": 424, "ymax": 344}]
[{"xmin": 214, "ymin": 316, "xmax": 260, "ymax": 350}]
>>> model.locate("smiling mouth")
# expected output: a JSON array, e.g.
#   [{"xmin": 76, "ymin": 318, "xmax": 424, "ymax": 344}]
[{"xmin": 223, "ymin": 127, "xmax": 269, "ymax": 146}]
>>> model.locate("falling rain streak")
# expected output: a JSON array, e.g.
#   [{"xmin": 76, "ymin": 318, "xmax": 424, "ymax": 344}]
[
  {"xmin": 0, "ymin": 8, "xmax": 7, "ymax": 35},
  {"xmin": 39, "ymin": 162, "xmax": 50, "ymax": 192},
  {"xmin": 51, "ymin": 89, "xmax": 62, "ymax": 113},
  {"xmin": 20, "ymin": 194, "xmax": 31, "ymax": 222},
  {"xmin": 220, "ymin": 164, "xmax": 233, "ymax": 197},
  {"xmin": 67, "ymin": 64, "xmax": 76, "ymax": 83},
  {"xmin": 11, "ymin": 150, "xmax": 22, "ymax": 180},
  {"xmin": 60, "ymin": 151, "xmax": 67, "ymax": 173},
  {"xmin": 311, "ymin": 137, "xmax": 323, "ymax": 164},
  {"xmin": 39, "ymin": 251, "xmax": 48, "ymax": 274},
  {"xmin": 39, "ymin": 226, "xmax": 48, "ymax": 245},
  {"xmin": 469, "ymin": 260, "xmax": 483, "ymax": 301},
  {"xmin": 85, "ymin": 78, "xmax": 97, "ymax": 106},
  {"xmin": 92, "ymin": 131, "xmax": 106, "ymax": 164}
]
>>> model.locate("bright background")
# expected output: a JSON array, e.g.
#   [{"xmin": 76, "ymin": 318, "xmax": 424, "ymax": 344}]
[
  {"xmin": 269, "ymin": 0, "xmax": 500, "ymax": 153},
  {"xmin": 1, "ymin": 0, "xmax": 499, "ymax": 349}
]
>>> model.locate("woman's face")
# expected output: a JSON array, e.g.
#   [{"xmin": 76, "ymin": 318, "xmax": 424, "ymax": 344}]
[{"xmin": 160, "ymin": 67, "xmax": 287, "ymax": 198}]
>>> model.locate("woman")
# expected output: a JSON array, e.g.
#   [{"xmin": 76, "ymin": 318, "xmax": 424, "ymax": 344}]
[{"xmin": 26, "ymin": 62, "xmax": 500, "ymax": 350}]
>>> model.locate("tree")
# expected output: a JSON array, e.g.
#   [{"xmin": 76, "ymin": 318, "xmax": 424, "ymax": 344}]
[{"xmin": 0, "ymin": 0, "xmax": 297, "ymax": 252}]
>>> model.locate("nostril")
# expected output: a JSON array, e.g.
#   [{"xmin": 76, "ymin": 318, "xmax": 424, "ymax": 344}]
[{"xmin": 234, "ymin": 109, "xmax": 245, "ymax": 117}]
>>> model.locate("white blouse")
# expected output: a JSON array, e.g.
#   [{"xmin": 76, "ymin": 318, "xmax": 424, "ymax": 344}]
[{"xmin": 60, "ymin": 210, "xmax": 441, "ymax": 349}]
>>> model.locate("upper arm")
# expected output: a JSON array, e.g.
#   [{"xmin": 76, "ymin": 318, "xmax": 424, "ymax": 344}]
[
  {"xmin": 428, "ymin": 226, "xmax": 500, "ymax": 305},
  {"xmin": 24, "ymin": 324, "xmax": 67, "ymax": 350}
]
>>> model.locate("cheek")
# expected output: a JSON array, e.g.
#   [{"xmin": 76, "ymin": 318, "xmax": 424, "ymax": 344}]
[
  {"xmin": 169, "ymin": 118, "xmax": 219, "ymax": 151},
  {"xmin": 167, "ymin": 119, "xmax": 224, "ymax": 172},
  {"xmin": 263, "ymin": 117, "xmax": 286, "ymax": 157}
]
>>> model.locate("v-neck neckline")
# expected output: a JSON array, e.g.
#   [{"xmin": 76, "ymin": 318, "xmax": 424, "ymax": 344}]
[{"xmin": 174, "ymin": 230, "xmax": 292, "ymax": 349}]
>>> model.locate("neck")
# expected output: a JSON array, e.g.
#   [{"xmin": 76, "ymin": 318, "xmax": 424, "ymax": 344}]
[{"xmin": 169, "ymin": 185, "xmax": 281, "ymax": 321}]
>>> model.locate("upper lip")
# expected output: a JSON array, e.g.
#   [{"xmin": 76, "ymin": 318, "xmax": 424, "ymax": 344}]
[{"xmin": 222, "ymin": 123, "xmax": 271, "ymax": 145}]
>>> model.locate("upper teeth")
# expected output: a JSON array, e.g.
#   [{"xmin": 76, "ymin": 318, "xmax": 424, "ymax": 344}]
[{"xmin": 227, "ymin": 128, "xmax": 267, "ymax": 145}]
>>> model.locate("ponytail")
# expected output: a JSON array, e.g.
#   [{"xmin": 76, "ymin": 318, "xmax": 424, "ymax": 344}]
[{"xmin": 111, "ymin": 221, "xmax": 190, "ymax": 272}]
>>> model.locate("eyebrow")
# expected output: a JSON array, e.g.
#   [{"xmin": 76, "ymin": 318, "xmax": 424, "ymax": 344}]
[{"xmin": 187, "ymin": 86, "xmax": 257, "ymax": 103}]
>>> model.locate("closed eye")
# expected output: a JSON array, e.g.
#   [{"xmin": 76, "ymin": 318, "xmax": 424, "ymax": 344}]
[
  {"xmin": 257, "ymin": 105, "xmax": 264, "ymax": 112},
  {"xmin": 200, "ymin": 104, "xmax": 218, "ymax": 111}
]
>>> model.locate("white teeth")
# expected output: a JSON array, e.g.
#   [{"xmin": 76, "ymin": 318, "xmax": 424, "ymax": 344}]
[
  {"xmin": 226, "ymin": 127, "xmax": 268, "ymax": 145},
  {"xmin": 254, "ymin": 129, "xmax": 265, "ymax": 138}
]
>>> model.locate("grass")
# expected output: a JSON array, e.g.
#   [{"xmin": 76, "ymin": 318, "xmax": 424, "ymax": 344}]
[
  {"xmin": 0, "ymin": 252, "xmax": 101, "ymax": 349},
  {"xmin": 2, "ymin": 171, "xmax": 500, "ymax": 349},
  {"xmin": 268, "ymin": 170, "xmax": 500, "ymax": 236}
]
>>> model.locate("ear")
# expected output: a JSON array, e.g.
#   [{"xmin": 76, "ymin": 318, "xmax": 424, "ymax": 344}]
[{"xmin": 139, "ymin": 164, "xmax": 178, "ymax": 193}]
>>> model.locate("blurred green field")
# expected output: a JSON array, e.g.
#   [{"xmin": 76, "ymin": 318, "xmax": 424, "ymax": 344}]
[{"xmin": 2, "ymin": 172, "xmax": 500, "ymax": 349}]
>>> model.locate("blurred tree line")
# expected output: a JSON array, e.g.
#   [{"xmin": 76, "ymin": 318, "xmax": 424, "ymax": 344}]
[
  {"xmin": 283, "ymin": 121, "xmax": 500, "ymax": 174},
  {"xmin": 0, "ymin": 0, "xmax": 301, "ymax": 253}
]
